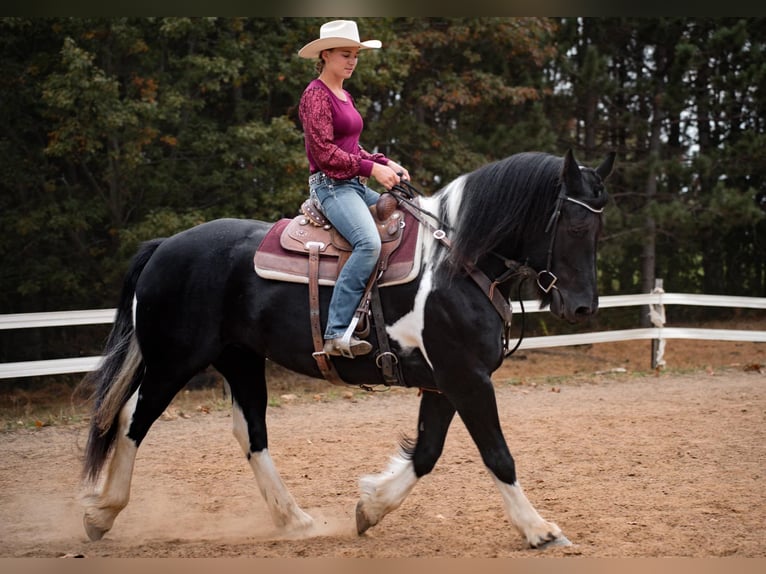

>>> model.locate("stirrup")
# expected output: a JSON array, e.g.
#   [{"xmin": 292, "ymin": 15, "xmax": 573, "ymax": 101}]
[{"xmin": 339, "ymin": 322, "xmax": 360, "ymax": 358}]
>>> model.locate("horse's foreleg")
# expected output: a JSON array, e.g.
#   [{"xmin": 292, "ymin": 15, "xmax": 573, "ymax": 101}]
[
  {"xmin": 231, "ymin": 400, "xmax": 313, "ymax": 531},
  {"xmin": 491, "ymin": 476, "xmax": 571, "ymax": 549},
  {"xmin": 82, "ymin": 390, "xmax": 139, "ymax": 541},
  {"xmin": 356, "ymin": 390, "xmax": 455, "ymax": 534},
  {"xmin": 448, "ymin": 376, "xmax": 570, "ymax": 549}
]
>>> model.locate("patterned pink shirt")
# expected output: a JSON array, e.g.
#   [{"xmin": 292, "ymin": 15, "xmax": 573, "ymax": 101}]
[{"xmin": 299, "ymin": 79, "xmax": 388, "ymax": 180}]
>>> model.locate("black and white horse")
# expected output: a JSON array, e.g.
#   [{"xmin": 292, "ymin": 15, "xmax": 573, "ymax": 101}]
[{"xmin": 80, "ymin": 149, "xmax": 615, "ymax": 549}]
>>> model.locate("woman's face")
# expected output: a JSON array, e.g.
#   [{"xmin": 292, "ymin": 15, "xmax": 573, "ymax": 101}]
[{"xmin": 322, "ymin": 47, "xmax": 360, "ymax": 79}]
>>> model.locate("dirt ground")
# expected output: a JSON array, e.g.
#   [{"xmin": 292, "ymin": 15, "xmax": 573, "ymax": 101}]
[{"xmin": 0, "ymin": 336, "xmax": 764, "ymax": 558}]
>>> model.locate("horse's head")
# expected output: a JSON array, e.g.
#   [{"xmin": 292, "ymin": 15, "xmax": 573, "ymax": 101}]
[
  {"xmin": 442, "ymin": 148, "xmax": 614, "ymax": 324},
  {"xmin": 536, "ymin": 149, "xmax": 615, "ymax": 323}
]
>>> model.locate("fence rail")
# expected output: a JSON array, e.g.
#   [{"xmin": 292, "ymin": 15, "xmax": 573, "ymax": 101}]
[{"xmin": 1, "ymin": 292, "xmax": 764, "ymax": 380}]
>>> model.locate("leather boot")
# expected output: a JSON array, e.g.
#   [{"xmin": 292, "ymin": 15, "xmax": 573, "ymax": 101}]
[{"xmin": 323, "ymin": 336, "xmax": 372, "ymax": 357}]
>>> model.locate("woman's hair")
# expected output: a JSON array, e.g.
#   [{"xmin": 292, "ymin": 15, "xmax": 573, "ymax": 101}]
[{"xmin": 315, "ymin": 48, "xmax": 332, "ymax": 75}]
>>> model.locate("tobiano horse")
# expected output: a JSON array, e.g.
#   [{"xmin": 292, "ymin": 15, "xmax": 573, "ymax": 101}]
[{"xmin": 80, "ymin": 149, "xmax": 615, "ymax": 549}]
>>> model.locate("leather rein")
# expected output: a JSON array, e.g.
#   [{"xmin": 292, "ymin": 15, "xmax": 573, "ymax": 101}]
[{"xmin": 389, "ymin": 180, "xmax": 604, "ymax": 356}]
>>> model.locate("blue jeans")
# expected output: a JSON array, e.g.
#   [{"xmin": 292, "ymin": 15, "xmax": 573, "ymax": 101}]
[{"xmin": 309, "ymin": 173, "xmax": 381, "ymax": 339}]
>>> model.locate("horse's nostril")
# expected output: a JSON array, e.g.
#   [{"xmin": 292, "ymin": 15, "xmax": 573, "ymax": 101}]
[{"xmin": 575, "ymin": 306, "xmax": 593, "ymax": 317}]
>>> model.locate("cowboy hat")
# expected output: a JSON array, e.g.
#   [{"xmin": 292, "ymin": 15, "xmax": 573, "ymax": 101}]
[{"xmin": 298, "ymin": 20, "xmax": 382, "ymax": 59}]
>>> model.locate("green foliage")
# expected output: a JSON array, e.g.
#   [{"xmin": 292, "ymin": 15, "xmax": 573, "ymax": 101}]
[
  {"xmin": 554, "ymin": 17, "xmax": 765, "ymax": 301},
  {"xmin": 0, "ymin": 16, "xmax": 764, "ymax": 359}
]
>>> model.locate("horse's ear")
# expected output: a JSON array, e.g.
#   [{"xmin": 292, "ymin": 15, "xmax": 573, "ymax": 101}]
[
  {"xmin": 562, "ymin": 149, "xmax": 583, "ymax": 195},
  {"xmin": 596, "ymin": 151, "xmax": 616, "ymax": 180}
]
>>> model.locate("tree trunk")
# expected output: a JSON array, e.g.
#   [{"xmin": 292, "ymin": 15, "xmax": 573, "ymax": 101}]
[{"xmin": 640, "ymin": 52, "xmax": 667, "ymax": 326}]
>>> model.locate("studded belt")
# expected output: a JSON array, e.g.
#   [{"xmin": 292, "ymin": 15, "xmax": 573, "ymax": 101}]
[{"xmin": 308, "ymin": 172, "xmax": 368, "ymax": 187}]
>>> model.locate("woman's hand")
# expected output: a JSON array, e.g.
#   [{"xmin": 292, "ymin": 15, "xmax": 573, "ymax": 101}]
[
  {"xmin": 387, "ymin": 160, "xmax": 410, "ymax": 182},
  {"xmin": 371, "ymin": 163, "xmax": 406, "ymax": 190}
]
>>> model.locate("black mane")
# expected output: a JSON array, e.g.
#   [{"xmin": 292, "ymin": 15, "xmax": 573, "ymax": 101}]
[{"xmin": 448, "ymin": 152, "xmax": 563, "ymax": 270}]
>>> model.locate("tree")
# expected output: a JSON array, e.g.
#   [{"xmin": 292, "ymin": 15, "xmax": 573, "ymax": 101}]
[
  {"xmin": 353, "ymin": 17, "xmax": 559, "ymax": 188},
  {"xmin": 551, "ymin": 17, "xmax": 765, "ymax": 312},
  {"xmin": 2, "ymin": 17, "xmax": 764, "ymax": 368}
]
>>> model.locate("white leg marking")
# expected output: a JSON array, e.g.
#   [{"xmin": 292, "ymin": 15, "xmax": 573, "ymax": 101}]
[
  {"xmin": 232, "ymin": 400, "xmax": 313, "ymax": 530},
  {"xmin": 231, "ymin": 397, "xmax": 251, "ymax": 453},
  {"xmin": 82, "ymin": 389, "xmax": 140, "ymax": 539},
  {"xmin": 492, "ymin": 476, "xmax": 569, "ymax": 548},
  {"xmin": 356, "ymin": 453, "xmax": 418, "ymax": 532}
]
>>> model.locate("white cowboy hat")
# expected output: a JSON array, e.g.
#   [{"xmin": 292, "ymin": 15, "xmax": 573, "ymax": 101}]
[{"xmin": 298, "ymin": 20, "xmax": 382, "ymax": 59}]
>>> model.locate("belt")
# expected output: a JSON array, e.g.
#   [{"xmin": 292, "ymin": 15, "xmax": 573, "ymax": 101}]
[
  {"xmin": 308, "ymin": 172, "xmax": 326, "ymax": 186},
  {"xmin": 308, "ymin": 172, "xmax": 368, "ymax": 186}
]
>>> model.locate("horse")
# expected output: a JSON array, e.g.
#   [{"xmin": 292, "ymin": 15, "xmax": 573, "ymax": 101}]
[{"xmin": 79, "ymin": 148, "xmax": 615, "ymax": 549}]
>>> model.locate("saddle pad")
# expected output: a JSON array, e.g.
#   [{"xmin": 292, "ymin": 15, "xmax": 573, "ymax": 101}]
[{"xmin": 254, "ymin": 209, "xmax": 422, "ymax": 287}]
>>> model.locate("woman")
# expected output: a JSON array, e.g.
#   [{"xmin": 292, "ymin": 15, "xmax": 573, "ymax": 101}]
[{"xmin": 298, "ymin": 20, "xmax": 410, "ymax": 358}]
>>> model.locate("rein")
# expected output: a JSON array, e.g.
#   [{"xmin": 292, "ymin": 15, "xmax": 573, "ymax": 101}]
[
  {"xmin": 390, "ymin": 182, "xmax": 520, "ymax": 354},
  {"xmin": 389, "ymin": 179, "xmax": 604, "ymax": 357}
]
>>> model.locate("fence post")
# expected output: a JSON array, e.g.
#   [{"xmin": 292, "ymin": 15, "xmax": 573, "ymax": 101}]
[{"xmin": 649, "ymin": 278, "xmax": 666, "ymax": 370}]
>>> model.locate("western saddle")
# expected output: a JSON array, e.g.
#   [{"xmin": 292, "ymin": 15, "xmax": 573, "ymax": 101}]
[{"xmin": 254, "ymin": 191, "xmax": 420, "ymax": 387}]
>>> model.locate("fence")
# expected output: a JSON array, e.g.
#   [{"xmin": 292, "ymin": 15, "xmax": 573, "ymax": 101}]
[{"xmin": 1, "ymin": 290, "xmax": 764, "ymax": 380}]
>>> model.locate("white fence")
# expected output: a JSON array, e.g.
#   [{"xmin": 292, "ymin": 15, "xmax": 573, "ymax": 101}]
[{"xmin": 0, "ymin": 291, "xmax": 764, "ymax": 380}]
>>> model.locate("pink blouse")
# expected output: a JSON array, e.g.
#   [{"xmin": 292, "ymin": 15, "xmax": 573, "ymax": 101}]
[{"xmin": 299, "ymin": 79, "xmax": 388, "ymax": 180}]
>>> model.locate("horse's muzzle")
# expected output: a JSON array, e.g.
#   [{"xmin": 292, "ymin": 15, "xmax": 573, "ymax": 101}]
[{"xmin": 550, "ymin": 290, "xmax": 598, "ymax": 323}]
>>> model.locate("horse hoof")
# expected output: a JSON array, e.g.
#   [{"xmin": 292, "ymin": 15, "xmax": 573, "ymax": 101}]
[
  {"xmin": 355, "ymin": 501, "xmax": 374, "ymax": 535},
  {"xmin": 83, "ymin": 515, "xmax": 107, "ymax": 541},
  {"xmin": 535, "ymin": 534, "xmax": 572, "ymax": 549},
  {"xmin": 290, "ymin": 511, "xmax": 315, "ymax": 532}
]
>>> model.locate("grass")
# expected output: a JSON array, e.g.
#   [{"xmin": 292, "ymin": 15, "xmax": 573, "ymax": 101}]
[
  {"xmin": 0, "ymin": 363, "xmax": 414, "ymax": 432},
  {"xmin": 2, "ymin": 323, "xmax": 762, "ymax": 432},
  {"xmin": 1, "ymin": 381, "xmax": 90, "ymax": 431},
  {"xmin": 2, "ymin": 404, "xmax": 87, "ymax": 432}
]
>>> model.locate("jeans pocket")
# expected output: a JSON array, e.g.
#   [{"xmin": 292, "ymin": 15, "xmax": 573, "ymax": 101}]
[{"xmin": 312, "ymin": 180, "xmax": 335, "ymax": 206}]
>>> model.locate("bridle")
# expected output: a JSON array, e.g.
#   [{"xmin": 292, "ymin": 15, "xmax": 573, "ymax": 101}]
[
  {"xmin": 390, "ymin": 178, "xmax": 606, "ymax": 296},
  {"xmin": 537, "ymin": 187, "xmax": 606, "ymax": 294},
  {"xmin": 389, "ymin": 178, "xmax": 605, "ymax": 355}
]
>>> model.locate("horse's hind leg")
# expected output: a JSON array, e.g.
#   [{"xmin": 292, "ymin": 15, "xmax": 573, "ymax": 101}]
[
  {"xmin": 215, "ymin": 347, "xmax": 313, "ymax": 531},
  {"xmin": 356, "ymin": 390, "xmax": 456, "ymax": 534},
  {"xmin": 82, "ymin": 389, "xmax": 140, "ymax": 540},
  {"xmin": 82, "ymin": 367, "xmax": 188, "ymax": 540}
]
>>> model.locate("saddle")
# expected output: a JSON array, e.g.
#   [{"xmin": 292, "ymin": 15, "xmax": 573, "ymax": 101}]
[
  {"xmin": 254, "ymin": 194, "xmax": 422, "ymax": 287},
  {"xmin": 253, "ymin": 193, "xmax": 423, "ymax": 387}
]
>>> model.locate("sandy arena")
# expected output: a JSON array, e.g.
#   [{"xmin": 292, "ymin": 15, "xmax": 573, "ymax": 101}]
[{"xmin": 0, "ymin": 338, "xmax": 764, "ymax": 558}]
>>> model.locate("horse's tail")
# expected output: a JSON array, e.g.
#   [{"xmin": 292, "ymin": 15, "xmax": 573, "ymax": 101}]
[{"xmin": 80, "ymin": 238, "xmax": 164, "ymax": 483}]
